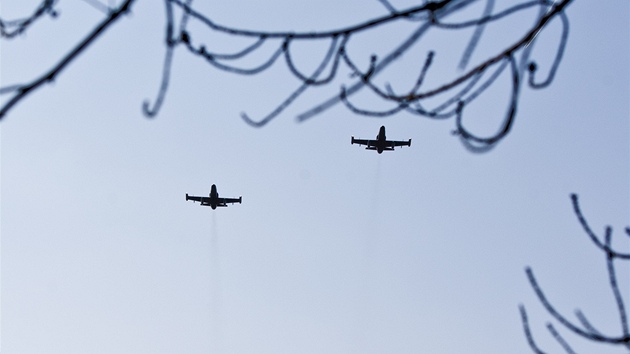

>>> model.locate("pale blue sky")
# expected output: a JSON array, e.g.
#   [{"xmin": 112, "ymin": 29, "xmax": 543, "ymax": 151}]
[{"xmin": 1, "ymin": 1, "xmax": 628, "ymax": 353}]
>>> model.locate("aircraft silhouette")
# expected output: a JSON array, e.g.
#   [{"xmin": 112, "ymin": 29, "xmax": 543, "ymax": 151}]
[
  {"xmin": 186, "ymin": 184, "xmax": 242, "ymax": 210},
  {"xmin": 351, "ymin": 126, "xmax": 411, "ymax": 154}
]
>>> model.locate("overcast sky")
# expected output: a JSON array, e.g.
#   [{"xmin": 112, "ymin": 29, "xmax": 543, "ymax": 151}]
[{"xmin": 1, "ymin": 1, "xmax": 628, "ymax": 353}]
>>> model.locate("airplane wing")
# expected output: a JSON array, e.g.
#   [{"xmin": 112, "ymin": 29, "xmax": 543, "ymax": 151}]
[
  {"xmin": 220, "ymin": 197, "xmax": 242, "ymax": 205},
  {"xmin": 351, "ymin": 137, "xmax": 374, "ymax": 146},
  {"xmin": 186, "ymin": 194, "xmax": 206, "ymax": 203},
  {"xmin": 389, "ymin": 139, "xmax": 412, "ymax": 147}
]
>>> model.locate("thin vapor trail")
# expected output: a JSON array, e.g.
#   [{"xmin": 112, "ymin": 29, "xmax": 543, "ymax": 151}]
[{"xmin": 209, "ymin": 212, "xmax": 224, "ymax": 352}]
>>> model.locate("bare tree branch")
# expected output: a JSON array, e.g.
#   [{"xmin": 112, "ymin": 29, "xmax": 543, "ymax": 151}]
[
  {"xmin": 521, "ymin": 194, "xmax": 630, "ymax": 352},
  {"xmin": 0, "ymin": 0, "xmax": 136, "ymax": 120},
  {"xmin": 520, "ymin": 305, "xmax": 550, "ymax": 354},
  {"xmin": 81, "ymin": 0, "xmax": 111, "ymax": 15},
  {"xmin": 2, "ymin": 0, "xmax": 576, "ymax": 152},
  {"xmin": 140, "ymin": 0, "xmax": 572, "ymax": 151},
  {"xmin": 0, "ymin": 0, "xmax": 59, "ymax": 39},
  {"xmin": 546, "ymin": 323, "xmax": 577, "ymax": 354},
  {"xmin": 572, "ymin": 194, "xmax": 630, "ymax": 259}
]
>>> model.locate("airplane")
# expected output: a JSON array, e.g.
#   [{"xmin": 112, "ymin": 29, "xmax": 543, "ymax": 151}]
[
  {"xmin": 186, "ymin": 184, "xmax": 242, "ymax": 210},
  {"xmin": 351, "ymin": 126, "xmax": 411, "ymax": 154}
]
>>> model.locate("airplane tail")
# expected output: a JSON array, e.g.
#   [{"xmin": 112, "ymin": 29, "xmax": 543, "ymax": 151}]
[
  {"xmin": 351, "ymin": 136, "xmax": 355, "ymax": 145},
  {"xmin": 186, "ymin": 193, "xmax": 189, "ymax": 201}
]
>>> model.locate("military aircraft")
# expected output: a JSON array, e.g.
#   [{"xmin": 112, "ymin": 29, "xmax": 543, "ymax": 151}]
[
  {"xmin": 351, "ymin": 126, "xmax": 411, "ymax": 154},
  {"xmin": 186, "ymin": 184, "xmax": 242, "ymax": 209}
]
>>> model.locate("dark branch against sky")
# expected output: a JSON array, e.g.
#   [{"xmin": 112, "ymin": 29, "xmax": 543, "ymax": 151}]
[
  {"xmin": 1, "ymin": 0, "xmax": 574, "ymax": 152},
  {"xmin": 521, "ymin": 194, "xmax": 630, "ymax": 353}
]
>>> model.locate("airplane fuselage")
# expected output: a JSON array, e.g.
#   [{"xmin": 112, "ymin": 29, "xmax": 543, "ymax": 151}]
[
  {"xmin": 374, "ymin": 125, "xmax": 388, "ymax": 154},
  {"xmin": 205, "ymin": 184, "xmax": 220, "ymax": 209}
]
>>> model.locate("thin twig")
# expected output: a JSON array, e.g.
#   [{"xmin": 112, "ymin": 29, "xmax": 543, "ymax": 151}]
[{"xmin": 0, "ymin": 0, "xmax": 136, "ymax": 121}]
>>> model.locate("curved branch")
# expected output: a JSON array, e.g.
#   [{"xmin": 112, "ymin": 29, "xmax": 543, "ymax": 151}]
[
  {"xmin": 453, "ymin": 55, "xmax": 518, "ymax": 150},
  {"xmin": 526, "ymin": 266, "xmax": 630, "ymax": 345},
  {"xmin": 297, "ymin": 18, "xmax": 435, "ymax": 122},
  {"xmin": 605, "ymin": 231, "xmax": 629, "ymax": 339},
  {"xmin": 339, "ymin": 86, "xmax": 408, "ymax": 117},
  {"xmin": 406, "ymin": 55, "xmax": 508, "ymax": 119},
  {"xmin": 546, "ymin": 324, "xmax": 576, "ymax": 354},
  {"xmin": 575, "ymin": 310, "xmax": 604, "ymax": 337},
  {"xmin": 377, "ymin": 0, "xmax": 398, "ymax": 14},
  {"xmin": 143, "ymin": 0, "xmax": 182, "ymax": 117},
  {"xmin": 527, "ymin": 12, "xmax": 569, "ymax": 89},
  {"xmin": 340, "ymin": 51, "xmax": 393, "ymax": 101},
  {"xmin": 170, "ymin": 0, "xmax": 454, "ymax": 39},
  {"xmin": 143, "ymin": 42, "xmax": 175, "ymax": 117},
  {"xmin": 432, "ymin": 0, "xmax": 545, "ymax": 29},
  {"xmin": 0, "ymin": 0, "xmax": 59, "ymax": 39},
  {"xmin": 283, "ymin": 35, "xmax": 344, "ymax": 85},
  {"xmin": 156, "ymin": 0, "xmax": 573, "ymax": 154},
  {"xmin": 406, "ymin": 51, "xmax": 435, "ymax": 97},
  {"xmin": 186, "ymin": 41, "xmax": 284, "ymax": 75},
  {"xmin": 519, "ymin": 305, "xmax": 550, "ymax": 354},
  {"xmin": 400, "ymin": 0, "xmax": 572, "ymax": 103},
  {"xmin": 240, "ymin": 32, "xmax": 342, "ymax": 127},
  {"xmin": 240, "ymin": 83, "xmax": 309, "ymax": 127},
  {"xmin": 82, "ymin": 0, "xmax": 111, "ymax": 14},
  {"xmin": 1, "ymin": 0, "xmax": 577, "ymax": 152},
  {"xmin": 458, "ymin": 0, "xmax": 494, "ymax": 70},
  {"xmin": 571, "ymin": 194, "xmax": 630, "ymax": 259},
  {"xmin": 196, "ymin": 35, "xmax": 268, "ymax": 60},
  {"xmin": 522, "ymin": 193, "xmax": 630, "ymax": 352},
  {"xmin": 459, "ymin": 57, "xmax": 509, "ymax": 106}
]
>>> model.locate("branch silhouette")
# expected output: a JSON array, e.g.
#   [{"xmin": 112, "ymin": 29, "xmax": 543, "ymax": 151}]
[
  {"xmin": 520, "ymin": 194, "xmax": 630, "ymax": 353},
  {"xmin": 0, "ymin": 0, "xmax": 136, "ymax": 120},
  {"xmin": 1, "ymin": 0, "xmax": 574, "ymax": 151},
  {"xmin": 0, "ymin": 0, "xmax": 59, "ymax": 39},
  {"xmin": 163, "ymin": 0, "xmax": 573, "ymax": 151}
]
